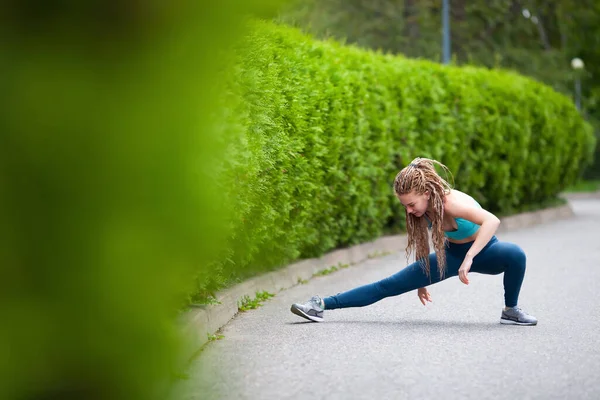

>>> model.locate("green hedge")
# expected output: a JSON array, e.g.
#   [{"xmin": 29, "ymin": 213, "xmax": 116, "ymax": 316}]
[
  {"xmin": 582, "ymin": 117, "xmax": 600, "ymax": 179},
  {"xmin": 193, "ymin": 20, "xmax": 595, "ymax": 300}
]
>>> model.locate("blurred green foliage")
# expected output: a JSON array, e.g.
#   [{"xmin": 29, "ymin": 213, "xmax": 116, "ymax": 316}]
[
  {"xmin": 0, "ymin": 1, "xmax": 286, "ymax": 399},
  {"xmin": 193, "ymin": 20, "xmax": 595, "ymax": 300}
]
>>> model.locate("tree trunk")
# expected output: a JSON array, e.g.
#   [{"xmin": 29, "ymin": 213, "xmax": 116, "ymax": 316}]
[{"xmin": 404, "ymin": 0, "xmax": 420, "ymax": 42}]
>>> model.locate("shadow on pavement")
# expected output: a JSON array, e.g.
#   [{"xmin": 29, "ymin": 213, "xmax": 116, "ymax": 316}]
[{"xmin": 286, "ymin": 319, "xmax": 515, "ymax": 330}]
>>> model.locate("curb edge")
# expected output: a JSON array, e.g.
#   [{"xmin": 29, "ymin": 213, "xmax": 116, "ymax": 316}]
[{"xmin": 178, "ymin": 201, "xmax": 575, "ymax": 362}]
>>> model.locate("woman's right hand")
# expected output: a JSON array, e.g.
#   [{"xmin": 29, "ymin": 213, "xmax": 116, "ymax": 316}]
[{"xmin": 417, "ymin": 287, "xmax": 432, "ymax": 306}]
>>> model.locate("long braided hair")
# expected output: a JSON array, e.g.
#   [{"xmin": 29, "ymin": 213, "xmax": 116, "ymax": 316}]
[{"xmin": 393, "ymin": 157, "xmax": 454, "ymax": 278}]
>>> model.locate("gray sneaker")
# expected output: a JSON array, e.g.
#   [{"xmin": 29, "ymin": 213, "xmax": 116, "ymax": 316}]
[
  {"xmin": 500, "ymin": 307, "xmax": 538, "ymax": 326},
  {"xmin": 291, "ymin": 295, "xmax": 324, "ymax": 322}
]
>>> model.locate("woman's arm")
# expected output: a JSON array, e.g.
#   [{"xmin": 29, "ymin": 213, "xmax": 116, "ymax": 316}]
[{"xmin": 444, "ymin": 195, "xmax": 500, "ymax": 284}]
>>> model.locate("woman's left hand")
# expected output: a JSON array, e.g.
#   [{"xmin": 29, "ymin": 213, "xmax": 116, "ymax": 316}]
[{"xmin": 458, "ymin": 257, "xmax": 473, "ymax": 285}]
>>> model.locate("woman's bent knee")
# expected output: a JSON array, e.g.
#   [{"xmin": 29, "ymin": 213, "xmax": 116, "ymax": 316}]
[{"xmin": 505, "ymin": 243, "xmax": 527, "ymax": 270}]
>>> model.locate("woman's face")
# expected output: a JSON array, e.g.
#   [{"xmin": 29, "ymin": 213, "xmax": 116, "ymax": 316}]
[{"xmin": 398, "ymin": 190, "xmax": 430, "ymax": 217}]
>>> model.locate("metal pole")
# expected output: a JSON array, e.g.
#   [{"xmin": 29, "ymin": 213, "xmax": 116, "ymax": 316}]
[
  {"xmin": 575, "ymin": 77, "xmax": 581, "ymax": 111},
  {"xmin": 442, "ymin": 0, "xmax": 450, "ymax": 64}
]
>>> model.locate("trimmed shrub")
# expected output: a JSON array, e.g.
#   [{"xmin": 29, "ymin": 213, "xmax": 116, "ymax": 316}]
[
  {"xmin": 193, "ymin": 20, "xmax": 595, "ymax": 299},
  {"xmin": 582, "ymin": 117, "xmax": 600, "ymax": 179}
]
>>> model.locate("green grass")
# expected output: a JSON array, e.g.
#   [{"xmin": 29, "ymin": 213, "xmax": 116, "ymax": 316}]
[
  {"xmin": 207, "ymin": 333, "xmax": 225, "ymax": 342},
  {"xmin": 238, "ymin": 291, "xmax": 275, "ymax": 312},
  {"xmin": 564, "ymin": 179, "xmax": 600, "ymax": 193},
  {"xmin": 368, "ymin": 250, "xmax": 392, "ymax": 259},
  {"xmin": 195, "ymin": 295, "xmax": 222, "ymax": 306},
  {"xmin": 313, "ymin": 262, "xmax": 350, "ymax": 277}
]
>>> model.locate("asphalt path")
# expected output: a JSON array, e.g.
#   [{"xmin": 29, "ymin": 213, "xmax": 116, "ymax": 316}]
[{"xmin": 176, "ymin": 198, "xmax": 600, "ymax": 400}]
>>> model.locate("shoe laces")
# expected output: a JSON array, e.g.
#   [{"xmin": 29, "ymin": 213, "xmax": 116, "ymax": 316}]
[
  {"xmin": 310, "ymin": 295, "xmax": 322, "ymax": 308},
  {"xmin": 510, "ymin": 307, "xmax": 529, "ymax": 316}
]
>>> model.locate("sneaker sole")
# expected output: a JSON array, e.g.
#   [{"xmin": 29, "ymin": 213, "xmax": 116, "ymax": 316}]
[
  {"xmin": 500, "ymin": 318, "xmax": 537, "ymax": 326},
  {"xmin": 290, "ymin": 304, "xmax": 323, "ymax": 322}
]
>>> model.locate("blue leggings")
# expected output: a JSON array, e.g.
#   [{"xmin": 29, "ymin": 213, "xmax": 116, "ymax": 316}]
[{"xmin": 323, "ymin": 236, "xmax": 526, "ymax": 309}]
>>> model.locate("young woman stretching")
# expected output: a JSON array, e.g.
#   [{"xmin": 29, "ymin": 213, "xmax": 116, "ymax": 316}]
[{"xmin": 290, "ymin": 157, "xmax": 537, "ymax": 326}]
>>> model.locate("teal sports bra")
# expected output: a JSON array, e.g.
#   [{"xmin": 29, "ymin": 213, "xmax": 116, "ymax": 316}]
[
  {"xmin": 425, "ymin": 201, "xmax": 481, "ymax": 240},
  {"xmin": 443, "ymin": 217, "xmax": 480, "ymax": 240}
]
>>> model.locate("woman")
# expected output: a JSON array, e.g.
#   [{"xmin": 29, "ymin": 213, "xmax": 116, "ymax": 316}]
[{"xmin": 290, "ymin": 157, "xmax": 537, "ymax": 325}]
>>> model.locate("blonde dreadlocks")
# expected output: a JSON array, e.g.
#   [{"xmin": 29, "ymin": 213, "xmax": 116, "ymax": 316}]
[{"xmin": 393, "ymin": 157, "xmax": 454, "ymax": 279}]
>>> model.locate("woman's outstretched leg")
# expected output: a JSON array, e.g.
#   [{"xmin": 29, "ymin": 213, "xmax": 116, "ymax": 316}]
[
  {"xmin": 290, "ymin": 252, "xmax": 460, "ymax": 322},
  {"xmin": 323, "ymin": 253, "xmax": 444, "ymax": 309}
]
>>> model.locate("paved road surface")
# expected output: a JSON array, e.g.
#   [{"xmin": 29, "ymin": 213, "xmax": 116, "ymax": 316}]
[{"xmin": 176, "ymin": 198, "xmax": 600, "ymax": 400}]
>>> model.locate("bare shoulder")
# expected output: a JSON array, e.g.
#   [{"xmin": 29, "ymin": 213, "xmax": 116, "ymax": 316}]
[
  {"xmin": 444, "ymin": 189, "xmax": 478, "ymax": 210},
  {"xmin": 444, "ymin": 189, "xmax": 498, "ymax": 224}
]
